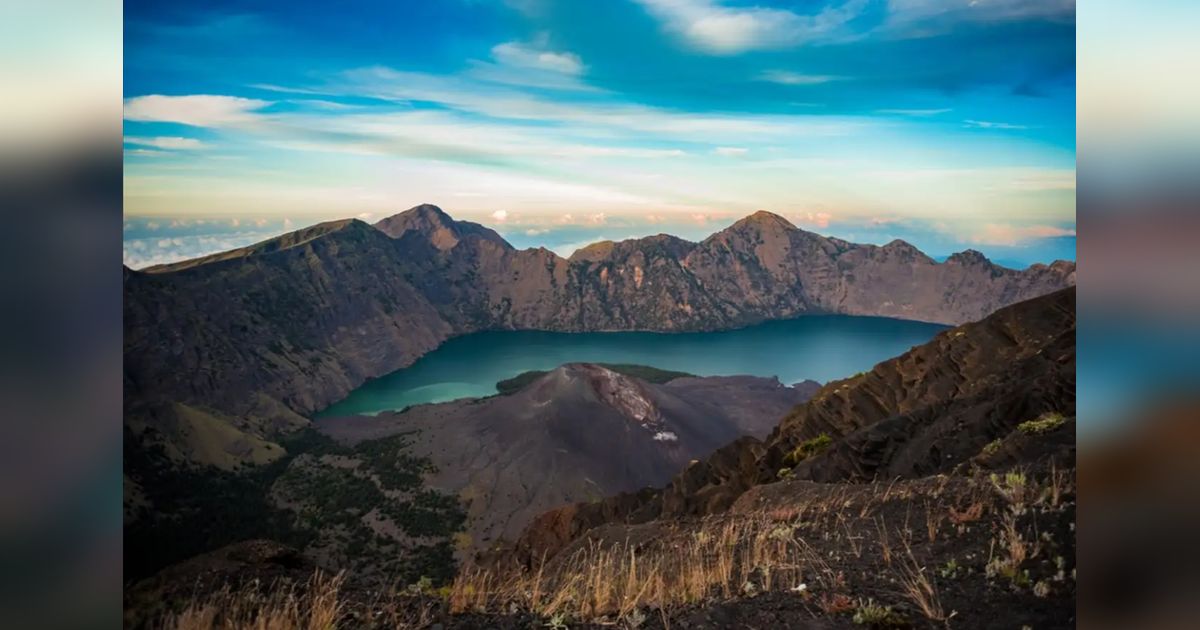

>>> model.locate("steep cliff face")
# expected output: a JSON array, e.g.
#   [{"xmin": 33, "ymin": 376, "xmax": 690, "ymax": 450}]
[
  {"xmin": 124, "ymin": 219, "xmax": 453, "ymax": 420},
  {"xmin": 123, "ymin": 204, "xmax": 1074, "ymax": 463},
  {"xmin": 506, "ymin": 287, "xmax": 1076, "ymax": 564}
]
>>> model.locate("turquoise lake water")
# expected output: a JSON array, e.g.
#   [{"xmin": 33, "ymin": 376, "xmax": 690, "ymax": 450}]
[{"xmin": 315, "ymin": 315, "xmax": 948, "ymax": 417}]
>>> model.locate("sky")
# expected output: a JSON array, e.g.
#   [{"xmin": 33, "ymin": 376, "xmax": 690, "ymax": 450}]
[{"xmin": 123, "ymin": 0, "xmax": 1076, "ymax": 269}]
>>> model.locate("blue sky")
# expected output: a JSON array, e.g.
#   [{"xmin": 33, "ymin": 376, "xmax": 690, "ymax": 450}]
[{"xmin": 123, "ymin": 0, "xmax": 1075, "ymax": 268}]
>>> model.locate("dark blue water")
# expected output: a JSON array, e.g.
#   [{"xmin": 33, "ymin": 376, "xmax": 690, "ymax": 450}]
[{"xmin": 316, "ymin": 315, "xmax": 947, "ymax": 417}]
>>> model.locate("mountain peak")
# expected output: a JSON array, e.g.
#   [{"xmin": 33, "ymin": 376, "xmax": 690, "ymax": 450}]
[
  {"xmin": 946, "ymin": 249, "xmax": 991, "ymax": 266},
  {"xmin": 374, "ymin": 203, "xmax": 509, "ymax": 250},
  {"xmin": 409, "ymin": 203, "xmax": 451, "ymax": 221},
  {"xmin": 882, "ymin": 238, "xmax": 917, "ymax": 252},
  {"xmin": 735, "ymin": 210, "xmax": 796, "ymax": 231},
  {"xmin": 879, "ymin": 239, "xmax": 931, "ymax": 263}
]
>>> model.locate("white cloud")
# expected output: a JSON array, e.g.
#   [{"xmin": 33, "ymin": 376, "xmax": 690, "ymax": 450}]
[
  {"xmin": 491, "ymin": 40, "xmax": 584, "ymax": 75},
  {"xmin": 802, "ymin": 212, "xmax": 833, "ymax": 228},
  {"xmin": 333, "ymin": 66, "xmax": 865, "ymax": 143},
  {"xmin": 125, "ymin": 136, "xmax": 207, "ymax": 150},
  {"xmin": 254, "ymin": 218, "xmax": 268, "ymax": 227},
  {"xmin": 491, "ymin": 209, "xmax": 509, "ymax": 222},
  {"xmin": 356, "ymin": 212, "xmax": 374, "ymax": 220},
  {"xmin": 972, "ymin": 224, "xmax": 1077, "ymax": 246},
  {"xmin": 758, "ymin": 70, "xmax": 842, "ymax": 85},
  {"xmin": 283, "ymin": 218, "xmax": 295, "ymax": 229},
  {"xmin": 123, "ymin": 94, "xmax": 271, "ymax": 127},
  {"xmin": 964, "ymin": 119, "xmax": 1029, "ymax": 130},
  {"xmin": 635, "ymin": 0, "xmax": 868, "ymax": 54},
  {"xmin": 713, "ymin": 146, "xmax": 748, "ymax": 156},
  {"xmin": 589, "ymin": 212, "xmax": 607, "ymax": 225},
  {"xmin": 524, "ymin": 227, "xmax": 549, "ymax": 236},
  {"xmin": 465, "ymin": 38, "xmax": 595, "ymax": 92}
]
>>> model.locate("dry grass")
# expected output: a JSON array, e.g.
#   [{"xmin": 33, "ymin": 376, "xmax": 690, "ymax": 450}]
[
  {"xmin": 925, "ymin": 501, "xmax": 943, "ymax": 543},
  {"xmin": 1042, "ymin": 461, "xmax": 1075, "ymax": 508},
  {"xmin": 896, "ymin": 540, "xmax": 947, "ymax": 622},
  {"xmin": 948, "ymin": 501, "xmax": 984, "ymax": 526},
  {"xmin": 449, "ymin": 513, "xmax": 826, "ymax": 622},
  {"xmin": 148, "ymin": 472, "xmax": 1062, "ymax": 628},
  {"xmin": 165, "ymin": 572, "xmax": 346, "ymax": 630}
]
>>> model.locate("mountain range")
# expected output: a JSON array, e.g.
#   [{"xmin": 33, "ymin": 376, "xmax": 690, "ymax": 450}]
[{"xmin": 124, "ymin": 203, "xmax": 1075, "ymax": 469}]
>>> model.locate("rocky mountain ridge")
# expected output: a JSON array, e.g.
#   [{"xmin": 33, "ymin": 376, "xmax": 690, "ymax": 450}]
[
  {"xmin": 503, "ymin": 286, "xmax": 1076, "ymax": 565},
  {"xmin": 124, "ymin": 204, "xmax": 1075, "ymax": 441}
]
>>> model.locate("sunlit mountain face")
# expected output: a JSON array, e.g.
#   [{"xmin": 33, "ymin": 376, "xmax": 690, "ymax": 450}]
[{"xmin": 123, "ymin": 0, "xmax": 1075, "ymax": 268}]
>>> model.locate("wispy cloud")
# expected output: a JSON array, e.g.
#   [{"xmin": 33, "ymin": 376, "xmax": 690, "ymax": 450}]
[
  {"xmin": 491, "ymin": 40, "xmax": 583, "ymax": 75},
  {"xmin": 125, "ymin": 136, "xmax": 207, "ymax": 150},
  {"xmin": 964, "ymin": 119, "xmax": 1029, "ymax": 130},
  {"xmin": 713, "ymin": 146, "xmax": 748, "ymax": 156},
  {"xmin": 124, "ymin": 94, "xmax": 271, "ymax": 127},
  {"xmin": 466, "ymin": 38, "xmax": 596, "ymax": 92},
  {"xmin": 335, "ymin": 66, "xmax": 864, "ymax": 139},
  {"xmin": 757, "ymin": 70, "xmax": 844, "ymax": 86},
  {"xmin": 972, "ymin": 223, "xmax": 1076, "ymax": 246},
  {"xmin": 634, "ymin": 0, "xmax": 868, "ymax": 54}
]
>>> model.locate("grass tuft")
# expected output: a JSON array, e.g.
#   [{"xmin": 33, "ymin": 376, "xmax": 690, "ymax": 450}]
[{"xmin": 1017, "ymin": 412, "xmax": 1067, "ymax": 436}]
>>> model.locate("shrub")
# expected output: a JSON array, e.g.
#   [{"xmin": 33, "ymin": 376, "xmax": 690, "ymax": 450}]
[
  {"xmin": 783, "ymin": 434, "xmax": 833, "ymax": 466},
  {"xmin": 1017, "ymin": 412, "xmax": 1066, "ymax": 436},
  {"xmin": 852, "ymin": 600, "xmax": 907, "ymax": 627}
]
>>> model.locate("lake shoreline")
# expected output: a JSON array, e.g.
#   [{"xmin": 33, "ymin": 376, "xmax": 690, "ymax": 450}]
[{"xmin": 315, "ymin": 314, "xmax": 947, "ymax": 418}]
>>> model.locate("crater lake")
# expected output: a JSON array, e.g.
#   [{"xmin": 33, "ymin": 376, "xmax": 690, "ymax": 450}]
[{"xmin": 315, "ymin": 315, "xmax": 947, "ymax": 417}]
